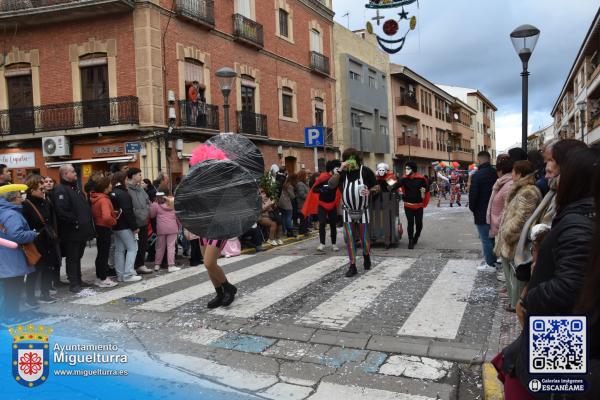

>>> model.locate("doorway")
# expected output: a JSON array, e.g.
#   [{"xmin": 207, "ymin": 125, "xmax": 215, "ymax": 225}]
[
  {"xmin": 6, "ymin": 74, "xmax": 34, "ymax": 135},
  {"xmin": 81, "ymin": 64, "xmax": 109, "ymax": 128}
]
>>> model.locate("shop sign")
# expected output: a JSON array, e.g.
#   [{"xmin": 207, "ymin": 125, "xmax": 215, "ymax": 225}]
[
  {"xmin": 82, "ymin": 164, "xmax": 93, "ymax": 179},
  {"xmin": 125, "ymin": 142, "xmax": 141, "ymax": 154},
  {"xmin": 0, "ymin": 152, "xmax": 36, "ymax": 168},
  {"xmin": 93, "ymin": 145, "xmax": 123, "ymax": 155}
]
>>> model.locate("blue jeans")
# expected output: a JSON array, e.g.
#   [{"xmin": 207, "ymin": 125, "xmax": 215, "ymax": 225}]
[
  {"xmin": 281, "ymin": 209, "xmax": 293, "ymax": 235},
  {"xmin": 476, "ymin": 224, "xmax": 496, "ymax": 266},
  {"xmin": 114, "ymin": 229, "xmax": 138, "ymax": 279}
]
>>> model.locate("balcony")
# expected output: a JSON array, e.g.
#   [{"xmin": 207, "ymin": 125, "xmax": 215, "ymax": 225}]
[
  {"xmin": 451, "ymin": 149, "xmax": 474, "ymax": 163},
  {"xmin": 483, "ymin": 133, "xmax": 492, "ymax": 148},
  {"xmin": 0, "ymin": 96, "xmax": 139, "ymax": 136},
  {"xmin": 451, "ymin": 121, "xmax": 474, "ymax": 140},
  {"xmin": 395, "ymin": 94, "xmax": 420, "ymax": 121},
  {"xmin": 0, "ymin": 0, "xmax": 135, "ymax": 25},
  {"xmin": 310, "ymin": 51, "xmax": 330, "ymax": 76},
  {"xmin": 178, "ymin": 100, "xmax": 219, "ymax": 131},
  {"xmin": 175, "ymin": 0, "xmax": 214, "ymax": 28},
  {"xmin": 233, "ymin": 14, "xmax": 264, "ymax": 49},
  {"xmin": 483, "ymin": 114, "xmax": 491, "ymax": 128},
  {"xmin": 396, "ymin": 136, "xmax": 421, "ymax": 147},
  {"xmin": 237, "ymin": 111, "xmax": 267, "ymax": 136}
]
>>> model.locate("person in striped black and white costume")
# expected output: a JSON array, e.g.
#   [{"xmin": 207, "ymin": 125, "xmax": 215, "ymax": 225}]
[{"xmin": 329, "ymin": 148, "xmax": 380, "ymax": 277}]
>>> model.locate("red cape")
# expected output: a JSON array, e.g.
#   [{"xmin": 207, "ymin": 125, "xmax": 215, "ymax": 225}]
[
  {"xmin": 401, "ymin": 173, "xmax": 430, "ymax": 209},
  {"xmin": 301, "ymin": 172, "xmax": 341, "ymax": 216}
]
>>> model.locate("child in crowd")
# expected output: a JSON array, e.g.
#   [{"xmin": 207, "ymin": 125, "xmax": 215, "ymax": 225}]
[{"xmin": 150, "ymin": 192, "xmax": 181, "ymax": 273}]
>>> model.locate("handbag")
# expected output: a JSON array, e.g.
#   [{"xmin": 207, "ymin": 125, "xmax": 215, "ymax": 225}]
[
  {"xmin": 25, "ymin": 199, "xmax": 58, "ymax": 240},
  {"xmin": 0, "ymin": 222, "xmax": 41, "ymax": 266},
  {"xmin": 510, "ymin": 260, "xmax": 532, "ymax": 282}
]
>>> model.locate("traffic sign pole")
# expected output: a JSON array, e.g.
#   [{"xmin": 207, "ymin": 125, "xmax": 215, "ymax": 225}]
[{"xmin": 314, "ymin": 147, "xmax": 318, "ymax": 171}]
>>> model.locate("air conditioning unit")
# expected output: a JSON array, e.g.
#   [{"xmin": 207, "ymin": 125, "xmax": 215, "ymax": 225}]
[{"xmin": 42, "ymin": 136, "xmax": 70, "ymax": 157}]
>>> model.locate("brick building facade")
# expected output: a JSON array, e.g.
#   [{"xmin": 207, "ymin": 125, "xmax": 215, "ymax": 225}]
[{"xmin": 0, "ymin": 0, "xmax": 336, "ymax": 186}]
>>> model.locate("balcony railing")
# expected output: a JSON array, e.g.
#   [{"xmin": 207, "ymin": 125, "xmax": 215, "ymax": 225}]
[
  {"xmin": 310, "ymin": 51, "xmax": 330, "ymax": 76},
  {"xmin": 178, "ymin": 100, "xmax": 219, "ymax": 131},
  {"xmin": 0, "ymin": 0, "xmax": 135, "ymax": 24},
  {"xmin": 396, "ymin": 93, "xmax": 418, "ymax": 110},
  {"xmin": 175, "ymin": 0, "xmax": 214, "ymax": 28},
  {"xmin": 0, "ymin": 96, "xmax": 139, "ymax": 136},
  {"xmin": 397, "ymin": 136, "xmax": 421, "ymax": 147},
  {"xmin": 237, "ymin": 111, "xmax": 267, "ymax": 136},
  {"xmin": 233, "ymin": 13, "xmax": 264, "ymax": 48}
]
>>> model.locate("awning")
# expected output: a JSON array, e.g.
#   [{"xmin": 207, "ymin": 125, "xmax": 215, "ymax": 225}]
[{"xmin": 45, "ymin": 155, "xmax": 135, "ymax": 168}]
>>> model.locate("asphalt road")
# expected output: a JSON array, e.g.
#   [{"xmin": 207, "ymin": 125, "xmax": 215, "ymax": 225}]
[{"xmin": 2, "ymin": 202, "xmax": 500, "ymax": 400}]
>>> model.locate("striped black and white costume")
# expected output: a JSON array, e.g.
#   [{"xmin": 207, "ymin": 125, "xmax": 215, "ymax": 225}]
[{"xmin": 341, "ymin": 165, "xmax": 370, "ymax": 224}]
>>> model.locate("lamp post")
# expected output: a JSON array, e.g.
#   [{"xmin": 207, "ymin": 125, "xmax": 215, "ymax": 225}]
[
  {"xmin": 215, "ymin": 67, "xmax": 237, "ymax": 133},
  {"xmin": 446, "ymin": 133, "xmax": 452, "ymax": 163},
  {"xmin": 510, "ymin": 24, "xmax": 540, "ymax": 152},
  {"xmin": 405, "ymin": 127, "xmax": 413, "ymax": 161},
  {"xmin": 577, "ymin": 101, "xmax": 587, "ymax": 143}
]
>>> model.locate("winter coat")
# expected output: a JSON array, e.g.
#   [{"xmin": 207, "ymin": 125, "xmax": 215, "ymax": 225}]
[
  {"xmin": 468, "ymin": 163, "xmax": 497, "ymax": 225},
  {"xmin": 295, "ymin": 181, "xmax": 309, "ymax": 210},
  {"xmin": 111, "ymin": 184, "xmax": 137, "ymax": 231},
  {"xmin": 493, "ymin": 174, "xmax": 541, "ymax": 261},
  {"xmin": 509, "ymin": 197, "xmax": 595, "ymax": 391},
  {"xmin": 90, "ymin": 192, "xmax": 117, "ymax": 229},
  {"xmin": 278, "ymin": 185, "xmax": 296, "ymax": 211},
  {"xmin": 52, "ymin": 179, "xmax": 95, "ymax": 241},
  {"xmin": 0, "ymin": 197, "xmax": 37, "ymax": 278},
  {"xmin": 149, "ymin": 201, "xmax": 180, "ymax": 235},
  {"xmin": 486, "ymin": 174, "xmax": 513, "ymax": 237},
  {"xmin": 21, "ymin": 196, "xmax": 61, "ymax": 268},
  {"xmin": 128, "ymin": 181, "xmax": 150, "ymax": 228}
]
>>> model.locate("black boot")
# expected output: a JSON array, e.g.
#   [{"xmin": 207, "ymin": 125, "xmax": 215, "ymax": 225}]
[
  {"xmin": 450, "ymin": 203, "xmax": 453, "ymax": 207},
  {"xmin": 221, "ymin": 281, "xmax": 238, "ymax": 307},
  {"xmin": 345, "ymin": 264, "xmax": 358, "ymax": 277},
  {"xmin": 363, "ymin": 254, "xmax": 371, "ymax": 270},
  {"xmin": 408, "ymin": 239, "xmax": 415, "ymax": 249},
  {"xmin": 457, "ymin": 202, "xmax": 461, "ymax": 207},
  {"xmin": 207, "ymin": 286, "xmax": 224, "ymax": 308},
  {"xmin": 413, "ymin": 236, "xmax": 419, "ymax": 245}
]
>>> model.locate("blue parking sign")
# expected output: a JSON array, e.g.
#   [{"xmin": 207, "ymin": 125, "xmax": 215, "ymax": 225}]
[{"xmin": 304, "ymin": 127, "xmax": 324, "ymax": 147}]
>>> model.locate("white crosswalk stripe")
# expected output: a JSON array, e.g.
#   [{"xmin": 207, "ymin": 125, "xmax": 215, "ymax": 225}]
[
  {"xmin": 210, "ymin": 256, "xmax": 348, "ymax": 318},
  {"xmin": 298, "ymin": 257, "xmax": 415, "ymax": 329},
  {"xmin": 397, "ymin": 259, "xmax": 478, "ymax": 339},
  {"xmin": 71, "ymin": 255, "xmax": 255, "ymax": 306},
  {"xmin": 134, "ymin": 255, "xmax": 302, "ymax": 312}
]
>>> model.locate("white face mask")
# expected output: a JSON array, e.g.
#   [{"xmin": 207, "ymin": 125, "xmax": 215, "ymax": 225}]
[
  {"xmin": 405, "ymin": 168, "xmax": 413, "ymax": 175},
  {"xmin": 376, "ymin": 169, "xmax": 387, "ymax": 177}
]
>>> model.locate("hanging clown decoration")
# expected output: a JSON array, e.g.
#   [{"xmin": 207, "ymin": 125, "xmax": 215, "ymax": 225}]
[{"xmin": 365, "ymin": 0, "xmax": 418, "ymax": 54}]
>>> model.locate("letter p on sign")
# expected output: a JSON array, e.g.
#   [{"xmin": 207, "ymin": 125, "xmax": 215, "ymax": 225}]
[{"xmin": 304, "ymin": 127, "xmax": 324, "ymax": 147}]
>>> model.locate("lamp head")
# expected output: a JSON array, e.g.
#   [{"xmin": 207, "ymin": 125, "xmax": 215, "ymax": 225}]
[
  {"xmin": 215, "ymin": 67, "xmax": 237, "ymax": 93},
  {"xmin": 510, "ymin": 24, "xmax": 540, "ymax": 64}
]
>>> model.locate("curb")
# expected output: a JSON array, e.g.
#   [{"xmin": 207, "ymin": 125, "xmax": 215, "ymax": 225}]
[
  {"xmin": 482, "ymin": 362, "xmax": 504, "ymax": 400},
  {"xmin": 240, "ymin": 233, "xmax": 317, "ymax": 254}
]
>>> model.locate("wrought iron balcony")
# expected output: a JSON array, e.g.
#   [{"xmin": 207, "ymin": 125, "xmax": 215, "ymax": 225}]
[
  {"xmin": 0, "ymin": 96, "xmax": 138, "ymax": 136},
  {"xmin": 233, "ymin": 13, "xmax": 264, "ymax": 48},
  {"xmin": 396, "ymin": 93, "xmax": 419, "ymax": 110},
  {"xmin": 175, "ymin": 0, "xmax": 214, "ymax": 28},
  {"xmin": 237, "ymin": 111, "xmax": 267, "ymax": 136},
  {"xmin": 0, "ymin": 0, "xmax": 135, "ymax": 25},
  {"xmin": 178, "ymin": 100, "xmax": 219, "ymax": 131},
  {"xmin": 310, "ymin": 51, "xmax": 330, "ymax": 76}
]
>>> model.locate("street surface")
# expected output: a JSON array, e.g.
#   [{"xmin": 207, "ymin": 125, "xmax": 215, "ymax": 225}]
[{"xmin": 7, "ymin": 203, "xmax": 501, "ymax": 399}]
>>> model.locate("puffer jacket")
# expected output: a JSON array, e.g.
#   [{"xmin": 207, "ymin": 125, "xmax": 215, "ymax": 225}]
[
  {"xmin": 486, "ymin": 173, "xmax": 513, "ymax": 237},
  {"xmin": 128, "ymin": 181, "xmax": 150, "ymax": 228},
  {"xmin": 149, "ymin": 201, "xmax": 180, "ymax": 235},
  {"xmin": 511, "ymin": 196, "xmax": 595, "ymax": 393},
  {"xmin": 0, "ymin": 197, "xmax": 37, "ymax": 278},
  {"xmin": 90, "ymin": 192, "xmax": 117, "ymax": 228},
  {"xmin": 493, "ymin": 174, "xmax": 541, "ymax": 260}
]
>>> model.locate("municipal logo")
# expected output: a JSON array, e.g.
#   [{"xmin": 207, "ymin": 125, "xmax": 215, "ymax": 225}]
[
  {"xmin": 9, "ymin": 324, "xmax": 53, "ymax": 388},
  {"xmin": 529, "ymin": 379, "xmax": 542, "ymax": 392}
]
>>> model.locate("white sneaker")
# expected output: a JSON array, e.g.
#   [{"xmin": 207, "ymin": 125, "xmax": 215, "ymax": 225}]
[
  {"xmin": 122, "ymin": 275, "xmax": 142, "ymax": 282},
  {"xmin": 332, "ymin": 244, "xmax": 339, "ymax": 252},
  {"xmin": 276, "ymin": 239, "xmax": 284, "ymax": 245},
  {"xmin": 496, "ymin": 270, "xmax": 506, "ymax": 282},
  {"xmin": 267, "ymin": 240, "xmax": 278, "ymax": 246},
  {"xmin": 317, "ymin": 244, "xmax": 325, "ymax": 252},
  {"xmin": 168, "ymin": 266, "xmax": 181, "ymax": 272},
  {"xmin": 95, "ymin": 278, "xmax": 118, "ymax": 288},
  {"xmin": 154, "ymin": 265, "xmax": 160, "ymax": 272},
  {"xmin": 477, "ymin": 264, "xmax": 497, "ymax": 272},
  {"xmin": 136, "ymin": 266, "xmax": 153, "ymax": 274}
]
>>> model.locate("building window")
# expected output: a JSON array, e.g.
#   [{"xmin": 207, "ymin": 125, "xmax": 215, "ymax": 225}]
[
  {"xmin": 369, "ymin": 75, "xmax": 377, "ymax": 88},
  {"xmin": 349, "ymin": 71, "xmax": 361, "ymax": 81},
  {"xmin": 310, "ymin": 28, "xmax": 321, "ymax": 53},
  {"xmin": 282, "ymin": 86, "xmax": 293, "ymax": 118},
  {"xmin": 5, "ymin": 65, "xmax": 34, "ymax": 134},
  {"xmin": 236, "ymin": 0, "xmax": 252, "ymax": 18},
  {"xmin": 241, "ymin": 84, "xmax": 256, "ymax": 113},
  {"xmin": 351, "ymin": 112, "xmax": 360, "ymax": 128},
  {"xmin": 315, "ymin": 97, "xmax": 324, "ymax": 126},
  {"xmin": 279, "ymin": 9, "xmax": 289, "ymax": 38}
]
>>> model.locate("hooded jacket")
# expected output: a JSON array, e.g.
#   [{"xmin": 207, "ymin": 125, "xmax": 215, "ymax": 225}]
[
  {"xmin": 486, "ymin": 173, "xmax": 513, "ymax": 237},
  {"xmin": 493, "ymin": 174, "xmax": 541, "ymax": 261},
  {"xmin": 128, "ymin": 180, "xmax": 150, "ymax": 228},
  {"xmin": 0, "ymin": 197, "xmax": 37, "ymax": 278},
  {"xmin": 90, "ymin": 192, "xmax": 117, "ymax": 229},
  {"xmin": 149, "ymin": 201, "xmax": 180, "ymax": 235},
  {"xmin": 52, "ymin": 179, "xmax": 95, "ymax": 241}
]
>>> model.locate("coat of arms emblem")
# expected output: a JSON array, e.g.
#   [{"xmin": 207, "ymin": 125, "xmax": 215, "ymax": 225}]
[{"xmin": 9, "ymin": 324, "xmax": 52, "ymax": 388}]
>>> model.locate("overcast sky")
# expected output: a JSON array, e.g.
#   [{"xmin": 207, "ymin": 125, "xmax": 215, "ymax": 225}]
[{"xmin": 332, "ymin": 0, "xmax": 598, "ymax": 151}]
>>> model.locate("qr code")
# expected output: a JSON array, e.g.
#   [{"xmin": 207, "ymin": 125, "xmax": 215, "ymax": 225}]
[{"xmin": 529, "ymin": 316, "xmax": 587, "ymax": 374}]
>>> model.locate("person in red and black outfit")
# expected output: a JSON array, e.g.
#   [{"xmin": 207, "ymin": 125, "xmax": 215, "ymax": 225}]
[{"xmin": 396, "ymin": 162, "xmax": 429, "ymax": 249}]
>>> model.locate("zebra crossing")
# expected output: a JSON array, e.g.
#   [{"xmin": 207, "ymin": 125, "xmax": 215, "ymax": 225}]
[{"xmin": 67, "ymin": 253, "xmax": 487, "ymax": 342}]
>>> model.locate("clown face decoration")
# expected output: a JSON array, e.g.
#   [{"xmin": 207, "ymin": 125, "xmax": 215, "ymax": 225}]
[
  {"xmin": 376, "ymin": 163, "xmax": 389, "ymax": 177},
  {"xmin": 365, "ymin": 0, "xmax": 418, "ymax": 54}
]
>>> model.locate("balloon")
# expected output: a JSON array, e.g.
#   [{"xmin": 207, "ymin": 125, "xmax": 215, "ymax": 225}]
[{"xmin": 452, "ymin": 162, "xmax": 459, "ymax": 168}]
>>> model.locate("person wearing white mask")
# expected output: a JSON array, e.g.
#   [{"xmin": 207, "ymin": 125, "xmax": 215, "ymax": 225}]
[
  {"xmin": 371, "ymin": 163, "xmax": 401, "ymax": 248},
  {"xmin": 395, "ymin": 162, "xmax": 430, "ymax": 249}
]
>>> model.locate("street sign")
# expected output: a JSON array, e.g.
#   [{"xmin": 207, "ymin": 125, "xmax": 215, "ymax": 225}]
[
  {"xmin": 125, "ymin": 142, "xmax": 142, "ymax": 154},
  {"xmin": 304, "ymin": 127, "xmax": 324, "ymax": 147}
]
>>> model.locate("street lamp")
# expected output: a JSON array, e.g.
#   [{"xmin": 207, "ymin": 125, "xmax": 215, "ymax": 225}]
[
  {"xmin": 510, "ymin": 24, "xmax": 540, "ymax": 152},
  {"xmin": 446, "ymin": 134, "xmax": 452, "ymax": 163},
  {"xmin": 577, "ymin": 101, "xmax": 587, "ymax": 143},
  {"xmin": 215, "ymin": 67, "xmax": 237, "ymax": 133}
]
